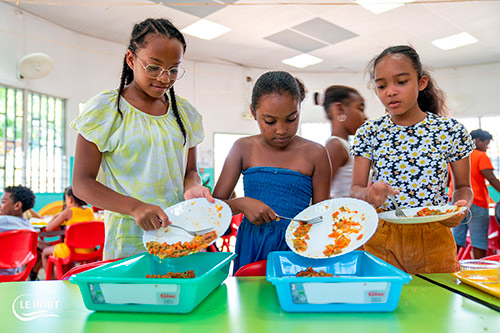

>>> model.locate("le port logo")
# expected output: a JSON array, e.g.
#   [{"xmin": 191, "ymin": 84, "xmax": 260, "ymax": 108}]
[{"xmin": 12, "ymin": 294, "xmax": 61, "ymax": 321}]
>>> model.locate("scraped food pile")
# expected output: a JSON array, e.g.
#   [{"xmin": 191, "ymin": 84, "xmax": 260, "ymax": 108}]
[
  {"xmin": 323, "ymin": 206, "xmax": 363, "ymax": 256},
  {"xmin": 146, "ymin": 230, "xmax": 217, "ymax": 259},
  {"xmin": 415, "ymin": 206, "xmax": 459, "ymax": 217},
  {"xmin": 146, "ymin": 270, "xmax": 196, "ymax": 279},
  {"xmin": 292, "ymin": 222, "xmax": 311, "ymax": 252},
  {"xmin": 296, "ymin": 266, "xmax": 334, "ymax": 277}
]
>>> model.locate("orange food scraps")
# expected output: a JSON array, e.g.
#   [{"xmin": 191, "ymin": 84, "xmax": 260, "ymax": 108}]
[
  {"xmin": 293, "ymin": 238, "xmax": 308, "ymax": 252},
  {"xmin": 292, "ymin": 222, "xmax": 311, "ymax": 252},
  {"xmin": 324, "ymin": 206, "xmax": 363, "ymax": 257},
  {"xmin": 146, "ymin": 270, "xmax": 195, "ymax": 278},
  {"xmin": 291, "ymin": 205, "xmax": 365, "ymax": 256},
  {"xmin": 415, "ymin": 206, "xmax": 459, "ymax": 217},
  {"xmin": 296, "ymin": 266, "xmax": 334, "ymax": 277},
  {"xmin": 146, "ymin": 231, "xmax": 217, "ymax": 259}
]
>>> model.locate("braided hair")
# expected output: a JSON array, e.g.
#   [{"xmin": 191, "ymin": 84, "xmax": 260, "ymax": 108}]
[{"xmin": 117, "ymin": 18, "xmax": 187, "ymax": 144}]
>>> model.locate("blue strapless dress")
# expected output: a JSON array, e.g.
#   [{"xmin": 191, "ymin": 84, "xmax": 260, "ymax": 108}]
[{"xmin": 233, "ymin": 166, "xmax": 313, "ymax": 272}]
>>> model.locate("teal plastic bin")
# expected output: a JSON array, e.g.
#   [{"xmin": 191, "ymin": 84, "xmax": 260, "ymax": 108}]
[
  {"xmin": 266, "ymin": 251, "xmax": 411, "ymax": 312},
  {"xmin": 70, "ymin": 251, "xmax": 236, "ymax": 313}
]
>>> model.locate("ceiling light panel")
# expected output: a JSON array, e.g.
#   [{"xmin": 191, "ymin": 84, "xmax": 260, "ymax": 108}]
[
  {"xmin": 432, "ymin": 32, "xmax": 478, "ymax": 50},
  {"xmin": 356, "ymin": 0, "xmax": 416, "ymax": 15},
  {"xmin": 293, "ymin": 18, "xmax": 358, "ymax": 45},
  {"xmin": 282, "ymin": 54, "xmax": 323, "ymax": 69},
  {"xmin": 181, "ymin": 19, "xmax": 231, "ymax": 40},
  {"xmin": 264, "ymin": 30, "xmax": 328, "ymax": 53},
  {"xmin": 161, "ymin": 0, "xmax": 237, "ymax": 18}
]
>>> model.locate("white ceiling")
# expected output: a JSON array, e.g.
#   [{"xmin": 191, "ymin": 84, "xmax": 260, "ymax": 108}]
[{"xmin": 9, "ymin": 0, "xmax": 500, "ymax": 73}]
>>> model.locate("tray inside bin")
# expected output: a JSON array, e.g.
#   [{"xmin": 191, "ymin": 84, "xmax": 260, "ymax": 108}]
[
  {"xmin": 70, "ymin": 251, "xmax": 236, "ymax": 313},
  {"xmin": 266, "ymin": 251, "xmax": 411, "ymax": 312}
]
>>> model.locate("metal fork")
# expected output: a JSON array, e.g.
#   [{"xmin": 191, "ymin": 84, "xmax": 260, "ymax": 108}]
[
  {"xmin": 276, "ymin": 214, "xmax": 323, "ymax": 225},
  {"xmin": 168, "ymin": 224, "xmax": 216, "ymax": 236},
  {"xmin": 389, "ymin": 194, "xmax": 407, "ymax": 218}
]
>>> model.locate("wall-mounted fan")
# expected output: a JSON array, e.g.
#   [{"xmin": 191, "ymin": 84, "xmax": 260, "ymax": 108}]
[{"xmin": 17, "ymin": 53, "xmax": 54, "ymax": 79}]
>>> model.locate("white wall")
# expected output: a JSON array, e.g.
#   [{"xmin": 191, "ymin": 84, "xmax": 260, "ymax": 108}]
[{"xmin": 2, "ymin": 2, "xmax": 500, "ymax": 171}]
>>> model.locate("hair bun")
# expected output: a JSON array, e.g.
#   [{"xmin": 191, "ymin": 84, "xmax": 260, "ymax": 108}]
[{"xmin": 313, "ymin": 92, "xmax": 323, "ymax": 106}]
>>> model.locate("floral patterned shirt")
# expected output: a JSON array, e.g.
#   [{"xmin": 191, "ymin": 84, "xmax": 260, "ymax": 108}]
[{"xmin": 351, "ymin": 112, "xmax": 473, "ymax": 210}]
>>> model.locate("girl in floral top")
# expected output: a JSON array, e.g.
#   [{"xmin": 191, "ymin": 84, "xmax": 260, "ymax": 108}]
[
  {"xmin": 71, "ymin": 18, "xmax": 213, "ymax": 259},
  {"xmin": 350, "ymin": 45, "xmax": 473, "ymax": 273}
]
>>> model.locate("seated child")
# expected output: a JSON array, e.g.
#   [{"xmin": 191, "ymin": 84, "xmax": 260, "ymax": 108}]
[
  {"xmin": 0, "ymin": 185, "xmax": 36, "ymax": 276},
  {"xmin": 42, "ymin": 186, "xmax": 95, "ymax": 271}
]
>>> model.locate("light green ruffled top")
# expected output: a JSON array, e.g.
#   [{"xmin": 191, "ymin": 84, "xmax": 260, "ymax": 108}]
[{"xmin": 71, "ymin": 90, "xmax": 204, "ymax": 259}]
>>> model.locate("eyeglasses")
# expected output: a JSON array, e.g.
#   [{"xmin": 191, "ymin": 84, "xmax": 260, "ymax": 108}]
[{"xmin": 135, "ymin": 56, "xmax": 185, "ymax": 80}]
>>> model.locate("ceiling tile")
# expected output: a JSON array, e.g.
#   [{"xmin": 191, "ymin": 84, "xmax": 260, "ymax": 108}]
[
  {"xmin": 158, "ymin": 0, "xmax": 225, "ymax": 18},
  {"xmin": 264, "ymin": 29, "xmax": 328, "ymax": 53},
  {"xmin": 293, "ymin": 17, "xmax": 358, "ymax": 45}
]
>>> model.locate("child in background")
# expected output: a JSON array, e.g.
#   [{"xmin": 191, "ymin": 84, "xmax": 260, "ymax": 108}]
[
  {"xmin": 41, "ymin": 186, "xmax": 95, "ymax": 270},
  {"xmin": 316, "ymin": 86, "xmax": 367, "ymax": 198},
  {"xmin": 213, "ymin": 71, "xmax": 331, "ymax": 272},
  {"xmin": 350, "ymin": 45, "xmax": 473, "ymax": 274},
  {"xmin": 0, "ymin": 186, "xmax": 35, "ymax": 276},
  {"xmin": 71, "ymin": 18, "xmax": 213, "ymax": 259},
  {"xmin": 452, "ymin": 129, "xmax": 500, "ymax": 259}
]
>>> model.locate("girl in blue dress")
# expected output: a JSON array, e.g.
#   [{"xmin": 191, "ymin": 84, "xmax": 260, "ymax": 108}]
[{"xmin": 213, "ymin": 71, "xmax": 331, "ymax": 272}]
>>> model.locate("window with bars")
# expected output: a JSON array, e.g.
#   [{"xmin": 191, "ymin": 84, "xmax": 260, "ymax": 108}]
[{"xmin": 0, "ymin": 85, "xmax": 67, "ymax": 192}]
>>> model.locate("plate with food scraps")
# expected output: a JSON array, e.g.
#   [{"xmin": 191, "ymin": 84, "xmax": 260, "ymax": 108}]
[
  {"xmin": 143, "ymin": 198, "xmax": 231, "ymax": 259},
  {"xmin": 378, "ymin": 205, "xmax": 466, "ymax": 224},
  {"xmin": 285, "ymin": 197, "xmax": 378, "ymax": 259}
]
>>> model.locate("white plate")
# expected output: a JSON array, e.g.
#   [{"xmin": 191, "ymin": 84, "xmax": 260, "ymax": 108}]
[
  {"xmin": 285, "ymin": 198, "xmax": 379, "ymax": 259},
  {"xmin": 143, "ymin": 198, "xmax": 231, "ymax": 249},
  {"xmin": 378, "ymin": 205, "xmax": 466, "ymax": 224}
]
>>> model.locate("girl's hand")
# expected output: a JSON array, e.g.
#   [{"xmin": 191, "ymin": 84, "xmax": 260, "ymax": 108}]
[
  {"xmin": 184, "ymin": 185, "xmax": 215, "ymax": 203},
  {"xmin": 439, "ymin": 200, "xmax": 469, "ymax": 228},
  {"xmin": 130, "ymin": 202, "xmax": 170, "ymax": 231},
  {"xmin": 368, "ymin": 182, "xmax": 398, "ymax": 206},
  {"xmin": 236, "ymin": 198, "xmax": 276, "ymax": 226}
]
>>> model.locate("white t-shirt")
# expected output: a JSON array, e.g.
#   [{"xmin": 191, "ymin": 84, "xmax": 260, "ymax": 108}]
[{"xmin": 327, "ymin": 136, "xmax": 353, "ymax": 198}]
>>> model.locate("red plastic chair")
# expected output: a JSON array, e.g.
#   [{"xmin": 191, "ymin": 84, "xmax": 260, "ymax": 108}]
[
  {"xmin": 481, "ymin": 254, "xmax": 500, "ymax": 261},
  {"xmin": 234, "ymin": 259, "xmax": 267, "ymax": 277},
  {"xmin": 208, "ymin": 213, "xmax": 243, "ymax": 252},
  {"xmin": 0, "ymin": 229, "xmax": 38, "ymax": 282},
  {"xmin": 61, "ymin": 258, "xmax": 121, "ymax": 280},
  {"xmin": 457, "ymin": 216, "xmax": 500, "ymax": 260},
  {"xmin": 46, "ymin": 221, "xmax": 105, "ymax": 280},
  {"xmin": 39, "ymin": 226, "xmax": 65, "ymax": 246}
]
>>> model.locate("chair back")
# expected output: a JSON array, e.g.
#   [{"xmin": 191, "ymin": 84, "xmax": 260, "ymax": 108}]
[
  {"xmin": 0, "ymin": 229, "xmax": 38, "ymax": 282},
  {"xmin": 234, "ymin": 259, "xmax": 267, "ymax": 277},
  {"xmin": 481, "ymin": 254, "xmax": 500, "ymax": 261},
  {"xmin": 61, "ymin": 258, "xmax": 120, "ymax": 280},
  {"xmin": 65, "ymin": 221, "xmax": 105, "ymax": 262}
]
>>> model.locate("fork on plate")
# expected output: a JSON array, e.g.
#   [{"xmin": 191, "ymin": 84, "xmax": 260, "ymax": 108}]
[
  {"xmin": 168, "ymin": 224, "xmax": 216, "ymax": 236},
  {"xmin": 389, "ymin": 194, "xmax": 407, "ymax": 218},
  {"xmin": 275, "ymin": 214, "xmax": 323, "ymax": 225}
]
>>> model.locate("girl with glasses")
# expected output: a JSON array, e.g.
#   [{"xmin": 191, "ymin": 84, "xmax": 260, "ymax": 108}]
[{"xmin": 71, "ymin": 18, "xmax": 213, "ymax": 260}]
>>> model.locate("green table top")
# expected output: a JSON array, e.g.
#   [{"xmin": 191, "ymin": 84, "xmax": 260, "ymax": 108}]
[
  {"xmin": 418, "ymin": 273, "xmax": 500, "ymax": 309},
  {"xmin": 2, "ymin": 277, "xmax": 499, "ymax": 333}
]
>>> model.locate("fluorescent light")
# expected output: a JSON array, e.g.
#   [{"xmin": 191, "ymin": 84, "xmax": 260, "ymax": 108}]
[
  {"xmin": 282, "ymin": 54, "xmax": 323, "ymax": 69},
  {"xmin": 181, "ymin": 19, "xmax": 231, "ymax": 40},
  {"xmin": 432, "ymin": 32, "xmax": 478, "ymax": 50},
  {"xmin": 357, "ymin": 0, "xmax": 415, "ymax": 15}
]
